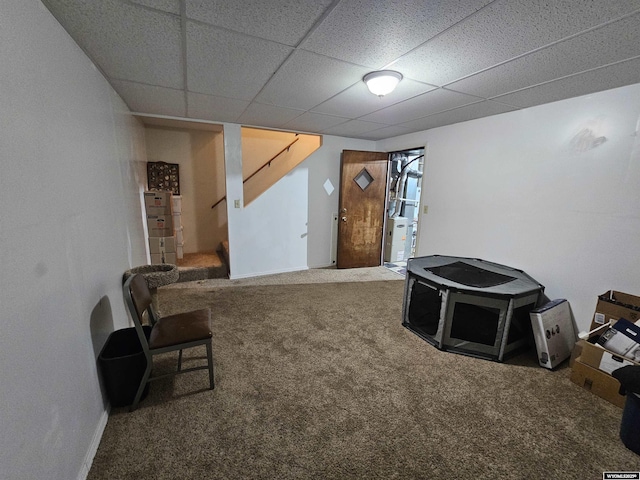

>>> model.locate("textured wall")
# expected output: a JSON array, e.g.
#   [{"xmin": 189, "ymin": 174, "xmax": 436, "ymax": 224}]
[
  {"xmin": 378, "ymin": 82, "xmax": 640, "ymax": 332},
  {"xmin": 0, "ymin": 1, "xmax": 148, "ymax": 478}
]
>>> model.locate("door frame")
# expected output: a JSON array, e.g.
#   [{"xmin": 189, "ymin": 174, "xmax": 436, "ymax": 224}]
[{"xmin": 385, "ymin": 145, "xmax": 427, "ymax": 262}]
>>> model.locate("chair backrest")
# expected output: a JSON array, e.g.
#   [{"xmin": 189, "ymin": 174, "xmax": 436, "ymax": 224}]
[{"xmin": 123, "ymin": 274, "xmax": 157, "ymax": 355}]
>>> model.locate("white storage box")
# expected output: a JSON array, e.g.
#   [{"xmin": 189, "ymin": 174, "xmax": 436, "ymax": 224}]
[
  {"xmin": 174, "ymin": 226, "xmax": 184, "ymax": 244},
  {"xmin": 172, "ymin": 212, "xmax": 182, "ymax": 229},
  {"xmin": 171, "ymin": 195, "xmax": 182, "ymax": 213},
  {"xmin": 530, "ymin": 299, "xmax": 576, "ymax": 369}
]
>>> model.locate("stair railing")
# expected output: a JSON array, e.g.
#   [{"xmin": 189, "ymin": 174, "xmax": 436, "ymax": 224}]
[{"xmin": 211, "ymin": 136, "xmax": 300, "ymax": 209}]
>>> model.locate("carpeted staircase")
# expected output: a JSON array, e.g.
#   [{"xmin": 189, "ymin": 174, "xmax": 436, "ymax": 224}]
[{"xmin": 175, "ymin": 242, "xmax": 229, "ymax": 282}]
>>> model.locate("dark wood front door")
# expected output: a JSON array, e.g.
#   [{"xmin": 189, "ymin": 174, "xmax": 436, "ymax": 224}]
[{"xmin": 336, "ymin": 150, "xmax": 389, "ymax": 269}]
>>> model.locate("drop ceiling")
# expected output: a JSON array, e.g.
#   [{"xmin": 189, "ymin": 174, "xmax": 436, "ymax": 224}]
[{"xmin": 42, "ymin": 0, "xmax": 640, "ymax": 140}]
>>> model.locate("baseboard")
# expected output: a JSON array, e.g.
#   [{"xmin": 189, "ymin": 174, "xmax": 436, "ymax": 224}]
[
  {"xmin": 230, "ymin": 265, "xmax": 309, "ymax": 280},
  {"xmin": 77, "ymin": 406, "xmax": 109, "ymax": 480}
]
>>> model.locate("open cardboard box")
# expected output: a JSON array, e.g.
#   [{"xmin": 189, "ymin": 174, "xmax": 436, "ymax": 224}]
[
  {"xmin": 570, "ymin": 318, "xmax": 640, "ymax": 408},
  {"xmin": 570, "ymin": 356, "xmax": 626, "ymax": 408},
  {"xmin": 590, "ymin": 290, "xmax": 640, "ymax": 331}
]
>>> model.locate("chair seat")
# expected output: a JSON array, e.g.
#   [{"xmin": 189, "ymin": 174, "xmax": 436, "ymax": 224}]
[{"xmin": 149, "ymin": 308, "xmax": 212, "ymax": 349}]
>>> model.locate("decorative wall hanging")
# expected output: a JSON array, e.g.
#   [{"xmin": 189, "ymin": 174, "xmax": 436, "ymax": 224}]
[{"xmin": 147, "ymin": 162, "xmax": 180, "ymax": 195}]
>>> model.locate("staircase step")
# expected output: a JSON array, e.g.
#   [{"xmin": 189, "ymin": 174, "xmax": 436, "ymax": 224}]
[{"xmin": 176, "ymin": 251, "xmax": 227, "ymax": 282}]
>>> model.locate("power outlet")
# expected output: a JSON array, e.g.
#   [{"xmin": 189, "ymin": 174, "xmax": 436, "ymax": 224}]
[{"xmin": 423, "ymin": 205, "xmax": 429, "ymax": 214}]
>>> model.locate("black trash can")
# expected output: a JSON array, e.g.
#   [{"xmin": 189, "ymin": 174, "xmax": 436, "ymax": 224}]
[
  {"xmin": 612, "ymin": 365, "xmax": 640, "ymax": 455},
  {"xmin": 98, "ymin": 326, "xmax": 151, "ymax": 407}
]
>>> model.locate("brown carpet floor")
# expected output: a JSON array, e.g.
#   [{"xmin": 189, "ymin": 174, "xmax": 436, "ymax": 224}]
[{"xmin": 88, "ymin": 279, "xmax": 639, "ymax": 479}]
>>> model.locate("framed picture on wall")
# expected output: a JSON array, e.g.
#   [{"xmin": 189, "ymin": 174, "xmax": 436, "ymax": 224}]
[{"xmin": 147, "ymin": 161, "xmax": 180, "ymax": 195}]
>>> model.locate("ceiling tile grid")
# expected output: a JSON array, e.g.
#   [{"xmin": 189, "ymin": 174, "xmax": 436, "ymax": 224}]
[
  {"xmin": 359, "ymin": 88, "xmax": 483, "ymax": 125},
  {"xmin": 299, "ymin": 0, "xmax": 493, "ymax": 68},
  {"xmin": 492, "ymin": 56, "xmax": 640, "ymax": 109},
  {"xmin": 282, "ymin": 111, "xmax": 350, "ymax": 133},
  {"xmin": 236, "ymin": 102, "xmax": 306, "ymax": 128},
  {"xmin": 44, "ymin": 0, "xmax": 184, "ymax": 88},
  {"xmin": 445, "ymin": 12, "xmax": 640, "ymax": 99},
  {"xmin": 399, "ymin": 100, "xmax": 519, "ymax": 132},
  {"xmin": 186, "ymin": 21, "xmax": 293, "ymax": 100},
  {"xmin": 185, "ymin": 0, "xmax": 334, "ymax": 46},
  {"xmin": 186, "ymin": 92, "xmax": 250, "ymax": 123},
  {"xmin": 320, "ymin": 119, "xmax": 389, "ymax": 137},
  {"xmin": 391, "ymin": 0, "xmax": 640, "ymax": 86},
  {"xmin": 41, "ymin": 0, "xmax": 640, "ymax": 139},
  {"xmin": 129, "ymin": 0, "xmax": 180, "ymax": 15},
  {"xmin": 111, "ymin": 80, "xmax": 186, "ymax": 117},
  {"xmin": 310, "ymin": 78, "xmax": 437, "ymax": 118},
  {"xmin": 254, "ymin": 50, "xmax": 371, "ymax": 110}
]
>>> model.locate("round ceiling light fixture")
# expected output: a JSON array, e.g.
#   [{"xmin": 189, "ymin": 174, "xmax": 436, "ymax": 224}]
[{"xmin": 363, "ymin": 70, "xmax": 403, "ymax": 97}]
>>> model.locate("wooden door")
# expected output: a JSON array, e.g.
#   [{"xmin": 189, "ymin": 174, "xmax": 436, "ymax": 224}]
[{"xmin": 336, "ymin": 150, "xmax": 389, "ymax": 268}]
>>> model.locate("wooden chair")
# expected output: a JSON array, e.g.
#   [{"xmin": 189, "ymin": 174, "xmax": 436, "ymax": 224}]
[{"xmin": 122, "ymin": 274, "xmax": 214, "ymax": 411}]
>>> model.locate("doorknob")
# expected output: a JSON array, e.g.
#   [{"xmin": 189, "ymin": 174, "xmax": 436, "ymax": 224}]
[
  {"xmin": 341, "ymin": 208, "xmax": 347, "ymax": 214},
  {"xmin": 341, "ymin": 216, "xmax": 347, "ymax": 222}
]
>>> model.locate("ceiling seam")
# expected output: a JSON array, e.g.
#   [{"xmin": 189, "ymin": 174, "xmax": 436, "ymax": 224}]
[
  {"xmin": 180, "ymin": 0, "xmax": 188, "ymax": 117},
  {"xmin": 440, "ymin": 8, "xmax": 640, "ymax": 89},
  {"xmin": 486, "ymin": 54, "xmax": 640, "ymax": 103},
  {"xmin": 380, "ymin": 0, "xmax": 501, "ymax": 70},
  {"xmin": 232, "ymin": 0, "xmax": 344, "ymax": 124}
]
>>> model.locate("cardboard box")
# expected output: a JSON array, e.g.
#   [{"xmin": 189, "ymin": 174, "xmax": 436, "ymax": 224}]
[
  {"xmin": 569, "ymin": 339, "xmax": 585, "ymax": 368},
  {"xmin": 590, "ymin": 290, "xmax": 640, "ymax": 330},
  {"xmin": 148, "ymin": 236, "xmax": 176, "ymax": 254},
  {"xmin": 146, "ymin": 215, "xmax": 173, "ymax": 237},
  {"xmin": 151, "ymin": 252, "xmax": 177, "ymax": 265},
  {"xmin": 570, "ymin": 357, "xmax": 625, "ymax": 408},
  {"xmin": 144, "ymin": 191, "xmax": 172, "ymax": 215},
  {"xmin": 578, "ymin": 339, "xmax": 639, "ymax": 374}
]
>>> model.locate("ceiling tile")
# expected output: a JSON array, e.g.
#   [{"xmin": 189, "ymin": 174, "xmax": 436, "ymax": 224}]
[
  {"xmin": 492, "ymin": 57, "xmax": 640, "ymax": 108},
  {"xmin": 356, "ymin": 125, "xmax": 414, "ymax": 141},
  {"xmin": 312, "ymin": 78, "xmax": 437, "ymax": 118},
  {"xmin": 392, "ymin": 0, "xmax": 640, "ymax": 86},
  {"xmin": 321, "ymin": 120, "xmax": 388, "ymax": 137},
  {"xmin": 111, "ymin": 80, "xmax": 186, "ymax": 117},
  {"xmin": 301, "ymin": 0, "xmax": 492, "ymax": 68},
  {"xmin": 447, "ymin": 13, "xmax": 640, "ymax": 98},
  {"xmin": 43, "ymin": 0, "xmax": 640, "ymax": 138},
  {"xmin": 400, "ymin": 100, "xmax": 519, "ymax": 132},
  {"xmin": 187, "ymin": 93, "xmax": 250, "ymax": 122},
  {"xmin": 129, "ymin": 0, "xmax": 180, "ymax": 14},
  {"xmin": 359, "ymin": 88, "xmax": 481, "ymax": 124},
  {"xmin": 44, "ymin": 0, "xmax": 183, "ymax": 88},
  {"xmin": 185, "ymin": 0, "xmax": 334, "ymax": 46},
  {"xmin": 186, "ymin": 21, "xmax": 293, "ymax": 100},
  {"xmin": 282, "ymin": 112, "xmax": 349, "ymax": 133},
  {"xmin": 236, "ymin": 103, "xmax": 305, "ymax": 128},
  {"xmin": 254, "ymin": 51, "xmax": 370, "ymax": 110}
]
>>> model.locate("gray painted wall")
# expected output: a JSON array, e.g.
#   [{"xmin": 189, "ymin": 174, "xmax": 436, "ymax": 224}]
[{"xmin": 0, "ymin": 1, "xmax": 148, "ymax": 478}]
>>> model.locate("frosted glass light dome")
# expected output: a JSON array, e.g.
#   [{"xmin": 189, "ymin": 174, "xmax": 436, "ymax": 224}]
[{"xmin": 363, "ymin": 70, "xmax": 403, "ymax": 97}]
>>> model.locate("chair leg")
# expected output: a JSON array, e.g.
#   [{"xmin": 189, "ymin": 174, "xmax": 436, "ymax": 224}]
[
  {"xmin": 206, "ymin": 342, "xmax": 215, "ymax": 390},
  {"xmin": 130, "ymin": 363, "xmax": 152, "ymax": 412},
  {"xmin": 177, "ymin": 349, "xmax": 183, "ymax": 371}
]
